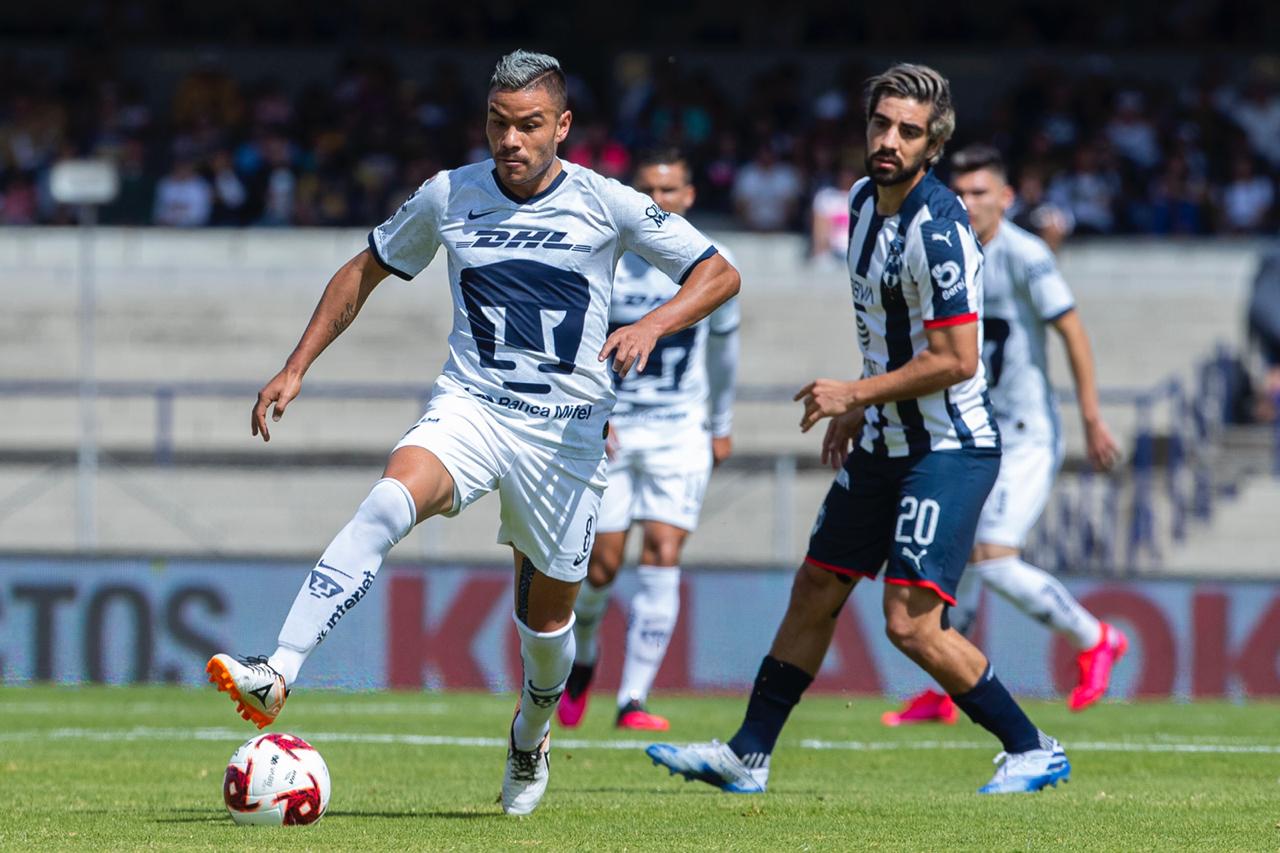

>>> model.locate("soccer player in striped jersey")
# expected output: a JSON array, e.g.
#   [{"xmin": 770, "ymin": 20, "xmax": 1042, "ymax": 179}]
[
  {"xmin": 648, "ymin": 64, "xmax": 1068, "ymax": 795},
  {"xmin": 559, "ymin": 148, "xmax": 740, "ymax": 733},
  {"xmin": 882, "ymin": 145, "xmax": 1126, "ymax": 727}
]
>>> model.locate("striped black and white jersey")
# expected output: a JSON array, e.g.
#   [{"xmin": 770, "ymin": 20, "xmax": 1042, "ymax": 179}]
[{"xmin": 845, "ymin": 172, "xmax": 999, "ymax": 457}]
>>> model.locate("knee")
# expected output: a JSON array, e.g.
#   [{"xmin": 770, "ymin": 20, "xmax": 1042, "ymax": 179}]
[
  {"xmin": 640, "ymin": 531, "xmax": 684, "ymax": 567},
  {"xmin": 587, "ymin": 551, "xmax": 622, "ymax": 587},
  {"xmin": 884, "ymin": 610, "xmax": 924, "ymax": 653},
  {"xmin": 788, "ymin": 564, "xmax": 848, "ymax": 619}
]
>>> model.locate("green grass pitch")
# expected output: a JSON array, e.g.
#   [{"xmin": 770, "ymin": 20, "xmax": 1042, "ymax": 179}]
[{"xmin": 0, "ymin": 686, "xmax": 1276, "ymax": 850}]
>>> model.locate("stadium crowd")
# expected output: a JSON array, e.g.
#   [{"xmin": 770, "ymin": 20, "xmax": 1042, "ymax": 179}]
[{"xmin": 0, "ymin": 48, "xmax": 1277, "ymax": 245}]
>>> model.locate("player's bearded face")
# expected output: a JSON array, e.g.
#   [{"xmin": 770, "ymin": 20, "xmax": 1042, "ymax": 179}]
[
  {"xmin": 486, "ymin": 87, "xmax": 571, "ymax": 190},
  {"xmin": 864, "ymin": 96, "xmax": 935, "ymax": 187}
]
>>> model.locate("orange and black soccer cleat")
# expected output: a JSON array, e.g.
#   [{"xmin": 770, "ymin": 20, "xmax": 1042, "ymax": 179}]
[{"xmin": 206, "ymin": 654, "xmax": 288, "ymax": 729}]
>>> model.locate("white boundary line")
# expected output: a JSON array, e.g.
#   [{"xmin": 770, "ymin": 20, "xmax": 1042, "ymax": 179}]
[{"xmin": 2, "ymin": 727, "xmax": 1280, "ymax": 755}]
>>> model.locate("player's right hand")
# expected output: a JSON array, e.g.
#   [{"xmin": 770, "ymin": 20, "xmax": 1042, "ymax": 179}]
[
  {"xmin": 251, "ymin": 367, "xmax": 303, "ymax": 442},
  {"xmin": 820, "ymin": 409, "xmax": 865, "ymax": 470}
]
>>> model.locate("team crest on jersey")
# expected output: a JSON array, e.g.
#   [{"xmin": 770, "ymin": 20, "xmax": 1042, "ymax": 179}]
[
  {"xmin": 880, "ymin": 235, "xmax": 905, "ymax": 293},
  {"xmin": 644, "ymin": 204, "xmax": 670, "ymax": 228}
]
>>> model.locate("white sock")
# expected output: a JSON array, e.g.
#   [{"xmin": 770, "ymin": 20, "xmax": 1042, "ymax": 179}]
[
  {"xmin": 572, "ymin": 580, "xmax": 614, "ymax": 667},
  {"xmin": 270, "ymin": 478, "xmax": 416, "ymax": 684},
  {"xmin": 513, "ymin": 613, "xmax": 576, "ymax": 751},
  {"xmin": 950, "ymin": 566, "xmax": 982, "ymax": 637},
  {"xmin": 616, "ymin": 566, "xmax": 680, "ymax": 709},
  {"xmin": 973, "ymin": 556, "xmax": 1103, "ymax": 650}
]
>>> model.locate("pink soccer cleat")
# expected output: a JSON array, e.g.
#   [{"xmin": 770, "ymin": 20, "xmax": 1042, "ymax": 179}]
[
  {"xmin": 881, "ymin": 688, "xmax": 958, "ymax": 726},
  {"xmin": 616, "ymin": 701, "xmax": 670, "ymax": 732},
  {"xmin": 556, "ymin": 663, "xmax": 593, "ymax": 728},
  {"xmin": 1068, "ymin": 622, "xmax": 1129, "ymax": 711}
]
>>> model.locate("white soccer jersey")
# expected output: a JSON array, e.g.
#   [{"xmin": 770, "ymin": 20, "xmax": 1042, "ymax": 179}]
[
  {"xmin": 368, "ymin": 159, "xmax": 718, "ymax": 454},
  {"xmin": 980, "ymin": 219, "xmax": 1075, "ymax": 448},
  {"xmin": 608, "ymin": 244, "xmax": 740, "ymax": 431},
  {"xmin": 845, "ymin": 173, "xmax": 999, "ymax": 456}
]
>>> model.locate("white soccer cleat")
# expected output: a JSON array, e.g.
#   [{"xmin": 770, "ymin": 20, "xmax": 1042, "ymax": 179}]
[
  {"xmin": 978, "ymin": 738, "xmax": 1071, "ymax": 794},
  {"xmin": 646, "ymin": 740, "xmax": 768, "ymax": 793},
  {"xmin": 502, "ymin": 726, "xmax": 551, "ymax": 816},
  {"xmin": 206, "ymin": 654, "xmax": 288, "ymax": 729}
]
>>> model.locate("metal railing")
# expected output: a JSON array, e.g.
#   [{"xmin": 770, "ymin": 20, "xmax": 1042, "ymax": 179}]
[{"xmin": 0, "ymin": 352, "xmax": 1259, "ymax": 571}]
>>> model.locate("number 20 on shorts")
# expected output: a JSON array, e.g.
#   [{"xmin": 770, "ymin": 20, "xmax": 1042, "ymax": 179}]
[{"xmin": 894, "ymin": 496, "xmax": 940, "ymax": 547}]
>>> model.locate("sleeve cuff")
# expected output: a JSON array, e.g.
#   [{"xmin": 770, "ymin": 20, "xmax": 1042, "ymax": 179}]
[
  {"xmin": 923, "ymin": 312, "xmax": 978, "ymax": 329},
  {"xmin": 367, "ymin": 232, "xmax": 414, "ymax": 281},
  {"xmin": 1044, "ymin": 305, "xmax": 1076, "ymax": 323},
  {"xmin": 677, "ymin": 245, "xmax": 719, "ymax": 285}
]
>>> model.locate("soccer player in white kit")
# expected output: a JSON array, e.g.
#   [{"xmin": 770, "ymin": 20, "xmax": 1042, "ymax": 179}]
[
  {"xmin": 203, "ymin": 51, "xmax": 739, "ymax": 816},
  {"xmin": 883, "ymin": 144, "xmax": 1128, "ymax": 727},
  {"xmin": 556, "ymin": 148, "xmax": 740, "ymax": 732}
]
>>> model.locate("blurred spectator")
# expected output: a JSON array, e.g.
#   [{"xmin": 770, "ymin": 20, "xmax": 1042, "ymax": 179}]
[
  {"xmin": 0, "ymin": 171, "xmax": 38, "ymax": 225},
  {"xmin": 1219, "ymin": 155, "xmax": 1275, "ymax": 234},
  {"xmin": 733, "ymin": 145, "xmax": 803, "ymax": 231},
  {"xmin": 1247, "ymin": 249, "xmax": 1280, "ymax": 422},
  {"xmin": 1141, "ymin": 154, "xmax": 1208, "ymax": 235},
  {"xmin": 809, "ymin": 163, "xmax": 860, "ymax": 263},
  {"xmin": 565, "ymin": 122, "xmax": 630, "ymax": 180},
  {"xmin": 1105, "ymin": 91, "xmax": 1161, "ymax": 172},
  {"xmin": 209, "ymin": 150, "xmax": 248, "ymax": 226},
  {"xmin": 1008, "ymin": 167, "xmax": 1073, "ymax": 251},
  {"xmin": 1234, "ymin": 76, "xmax": 1280, "ymax": 168},
  {"xmin": 101, "ymin": 137, "xmax": 154, "ymax": 225},
  {"xmin": 1048, "ymin": 145, "xmax": 1121, "ymax": 234},
  {"xmin": 152, "ymin": 159, "xmax": 212, "ymax": 227}
]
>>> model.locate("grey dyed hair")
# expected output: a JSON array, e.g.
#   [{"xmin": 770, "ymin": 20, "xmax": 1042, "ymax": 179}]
[
  {"xmin": 864, "ymin": 63, "xmax": 956, "ymax": 166},
  {"xmin": 489, "ymin": 49, "xmax": 567, "ymax": 110}
]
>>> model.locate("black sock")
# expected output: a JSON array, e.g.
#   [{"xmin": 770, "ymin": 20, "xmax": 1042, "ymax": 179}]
[
  {"xmin": 951, "ymin": 665, "xmax": 1043, "ymax": 754},
  {"xmin": 727, "ymin": 656, "xmax": 813, "ymax": 764}
]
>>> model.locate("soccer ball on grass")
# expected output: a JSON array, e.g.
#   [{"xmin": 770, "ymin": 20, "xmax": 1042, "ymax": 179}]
[{"xmin": 223, "ymin": 733, "xmax": 331, "ymax": 825}]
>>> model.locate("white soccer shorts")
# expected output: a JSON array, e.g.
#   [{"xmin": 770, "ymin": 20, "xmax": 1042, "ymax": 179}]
[
  {"xmin": 597, "ymin": 411, "xmax": 713, "ymax": 534},
  {"xmin": 975, "ymin": 440, "xmax": 1062, "ymax": 549},
  {"xmin": 393, "ymin": 391, "xmax": 607, "ymax": 582}
]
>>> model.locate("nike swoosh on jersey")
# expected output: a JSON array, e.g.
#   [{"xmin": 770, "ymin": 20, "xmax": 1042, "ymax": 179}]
[{"xmin": 468, "ymin": 208, "xmax": 504, "ymax": 220}]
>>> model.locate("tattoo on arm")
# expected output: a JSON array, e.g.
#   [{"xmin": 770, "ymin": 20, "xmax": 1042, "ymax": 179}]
[{"xmin": 330, "ymin": 301, "xmax": 356, "ymax": 339}]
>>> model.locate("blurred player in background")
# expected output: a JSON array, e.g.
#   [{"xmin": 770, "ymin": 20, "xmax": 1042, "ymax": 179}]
[
  {"xmin": 204, "ymin": 49, "xmax": 740, "ymax": 816},
  {"xmin": 882, "ymin": 145, "xmax": 1127, "ymax": 727},
  {"xmin": 648, "ymin": 64, "xmax": 1070, "ymax": 795},
  {"xmin": 558, "ymin": 147, "xmax": 740, "ymax": 733}
]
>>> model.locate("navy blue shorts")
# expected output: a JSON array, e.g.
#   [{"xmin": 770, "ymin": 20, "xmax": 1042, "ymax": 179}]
[{"xmin": 805, "ymin": 447, "xmax": 1000, "ymax": 604}]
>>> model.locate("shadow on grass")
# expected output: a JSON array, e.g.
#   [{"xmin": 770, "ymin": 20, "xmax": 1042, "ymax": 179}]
[{"xmin": 326, "ymin": 810, "xmax": 497, "ymax": 821}]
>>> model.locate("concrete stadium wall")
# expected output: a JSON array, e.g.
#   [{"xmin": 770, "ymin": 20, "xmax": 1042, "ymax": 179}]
[{"xmin": 0, "ymin": 229, "xmax": 1265, "ymax": 562}]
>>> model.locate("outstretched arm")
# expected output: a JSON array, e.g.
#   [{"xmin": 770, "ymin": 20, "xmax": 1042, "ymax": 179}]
[
  {"xmin": 1053, "ymin": 308, "xmax": 1120, "ymax": 470},
  {"xmin": 796, "ymin": 323, "xmax": 978, "ymax": 432},
  {"xmin": 251, "ymin": 248, "xmax": 390, "ymax": 441},
  {"xmin": 599, "ymin": 253, "xmax": 740, "ymax": 377}
]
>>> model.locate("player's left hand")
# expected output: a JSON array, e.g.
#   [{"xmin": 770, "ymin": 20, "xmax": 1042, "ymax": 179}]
[
  {"xmin": 1084, "ymin": 417, "xmax": 1121, "ymax": 471},
  {"xmin": 795, "ymin": 379, "xmax": 861, "ymax": 432},
  {"xmin": 599, "ymin": 320, "xmax": 660, "ymax": 378},
  {"xmin": 711, "ymin": 435, "xmax": 733, "ymax": 467}
]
